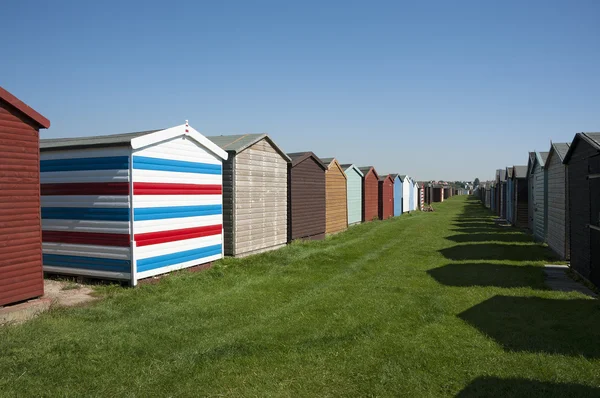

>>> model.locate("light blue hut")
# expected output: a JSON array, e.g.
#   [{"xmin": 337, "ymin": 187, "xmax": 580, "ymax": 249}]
[
  {"xmin": 340, "ymin": 164, "xmax": 364, "ymax": 225},
  {"xmin": 409, "ymin": 178, "xmax": 415, "ymax": 211},
  {"xmin": 391, "ymin": 174, "xmax": 402, "ymax": 216}
]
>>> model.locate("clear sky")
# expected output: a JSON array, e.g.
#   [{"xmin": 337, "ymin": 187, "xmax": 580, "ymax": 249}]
[{"xmin": 2, "ymin": 0, "xmax": 599, "ymax": 181}]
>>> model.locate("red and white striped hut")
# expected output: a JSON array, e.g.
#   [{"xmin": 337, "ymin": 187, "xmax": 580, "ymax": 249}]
[{"xmin": 40, "ymin": 122, "xmax": 228, "ymax": 285}]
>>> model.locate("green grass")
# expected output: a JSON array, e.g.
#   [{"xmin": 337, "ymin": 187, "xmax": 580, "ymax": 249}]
[{"xmin": 1, "ymin": 196, "xmax": 599, "ymax": 397}]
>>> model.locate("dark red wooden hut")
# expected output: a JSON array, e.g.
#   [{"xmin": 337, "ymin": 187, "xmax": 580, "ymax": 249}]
[
  {"xmin": 287, "ymin": 152, "xmax": 327, "ymax": 241},
  {"xmin": 0, "ymin": 86, "xmax": 50, "ymax": 306},
  {"xmin": 358, "ymin": 166, "xmax": 379, "ymax": 222},
  {"xmin": 378, "ymin": 174, "xmax": 394, "ymax": 220}
]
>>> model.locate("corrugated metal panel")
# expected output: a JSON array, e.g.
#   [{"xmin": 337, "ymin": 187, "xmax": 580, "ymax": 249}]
[
  {"xmin": 362, "ymin": 169, "xmax": 379, "ymax": 222},
  {"xmin": 0, "ymin": 101, "xmax": 44, "ymax": 306},
  {"xmin": 546, "ymin": 149, "xmax": 569, "ymax": 259},
  {"xmin": 40, "ymin": 146, "xmax": 132, "ymax": 281},
  {"xmin": 132, "ymin": 135, "xmax": 224, "ymax": 281},
  {"xmin": 325, "ymin": 160, "xmax": 348, "ymax": 234},
  {"xmin": 288, "ymin": 155, "xmax": 326, "ymax": 240},
  {"xmin": 232, "ymin": 138, "xmax": 288, "ymax": 256},
  {"xmin": 344, "ymin": 165, "xmax": 363, "ymax": 225}
]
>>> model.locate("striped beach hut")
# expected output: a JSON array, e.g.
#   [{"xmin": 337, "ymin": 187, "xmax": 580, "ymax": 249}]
[
  {"xmin": 340, "ymin": 164, "xmax": 363, "ymax": 225},
  {"xmin": 40, "ymin": 123, "xmax": 228, "ymax": 285}
]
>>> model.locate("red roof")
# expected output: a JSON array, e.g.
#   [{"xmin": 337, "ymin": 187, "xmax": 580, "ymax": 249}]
[{"xmin": 0, "ymin": 86, "xmax": 50, "ymax": 129}]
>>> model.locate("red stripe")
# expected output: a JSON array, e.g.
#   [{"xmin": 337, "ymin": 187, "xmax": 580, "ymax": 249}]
[
  {"xmin": 133, "ymin": 182, "xmax": 222, "ymax": 195},
  {"xmin": 42, "ymin": 182, "xmax": 130, "ymax": 196},
  {"xmin": 43, "ymin": 231, "xmax": 131, "ymax": 247},
  {"xmin": 134, "ymin": 224, "xmax": 222, "ymax": 247}
]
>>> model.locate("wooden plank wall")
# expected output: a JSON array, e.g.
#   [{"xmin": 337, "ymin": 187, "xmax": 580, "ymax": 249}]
[
  {"xmin": 325, "ymin": 161, "xmax": 347, "ymax": 234},
  {"xmin": 362, "ymin": 170, "xmax": 379, "ymax": 222},
  {"xmin": 533, "ymin": 163, "xmax": 546, "ymax": 242},
  {"xmin": 546, "ymin": 151, "xmax": 569, "ymax": 259},
  {"xmin": 234, "ymin": 139, "xmax": 288, "ymax": 256},
  {"xmin": 289, "ymin": 156, "xmax": 326, "ymax": 240},
  {"xmin": 0, "ymin": 102, "xmax": 44, "ymax": 306}
]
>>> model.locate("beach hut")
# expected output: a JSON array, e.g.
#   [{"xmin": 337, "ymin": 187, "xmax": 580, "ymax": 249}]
[
  {"xmin": 414, "ymin": 181, "xmax": 419, "ymax": 210},
  {"xmin": 340, "ymin": 164, "xmax": 363, "ymax": 225},
  {"xmin": 529, "ymin": 151, "xmax": 549, "ymax": 242},
  {"xmin": 40, "ymin": 123, "xmax": 228, "ymax": 285},
  {"xmin": 399, "ymin": 175, "xmax": 410, "ymax": 211},
  {"xmin": 432, "ymin": 185, "xmax": 444, "ymax": 203},
  {"xmin": 546, "ymin": 142, "xmax": 570, "ymax": 260},
  {"xmin": 287, "ymin": 152, "xmax": 327, "ymax": 241},
  {"xmin": 320, "ymin": 158, "xmax": 348, "ymax": 235},
  {"xmin": 563, "ymin": 133, "xmax": 600, "ymax": 286},
  {"xmin": 0, "ymin": 87, "xmax": 50, "ymax": 306},
  {"xmin": 378, "ymin": 174, "xmax": 394, "ymax": 219},
  {"xmin": 207, "ymin": 134, "xmax": 290, "ymax": 257},
  {"xmin": 391, "ymin": 174, "xmax": 402, "ymax": 216},
  {"xmin": 526, "ymin": 152, "xmax": 536, "ymax": 230},
  {"xmin": 505, "ymin": 167, "xmax": 514, "ymax": 224},
  {"xmin": 408, "ymin": 178, "xmax": 415, "ymax": 211},
  {"xmin": 358, "ymin": 166, "xmax": 379, "ymax": 222},
  {"xmin": 499, "ymin": 170, "xmax": 507, "ymax": 219},
  {"xmin": 512, "ymin": 166, "xmax": 528, "ymax": 228}
]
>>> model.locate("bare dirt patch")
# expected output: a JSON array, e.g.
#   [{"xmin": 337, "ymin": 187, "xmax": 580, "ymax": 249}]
[{"xmin": 44, "ymin": 279, "xmax": 97, "ymax": 307}]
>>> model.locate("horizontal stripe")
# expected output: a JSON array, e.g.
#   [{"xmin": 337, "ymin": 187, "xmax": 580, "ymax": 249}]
[
  {"xmin": 43, "ymin": 231, "xmax": 130, "ymax": 247},
  {"xmin": 41, "ymin": 169, "xmax": 129, "ymax": 184},
  {"xmin": 42, "ymin": 219, "xmax": 130, "ymax": 234},
  {"xmin": 43, "ymin": 254, "xmax": 131, "ymax": 273},
  {"xmin": 41, "ymin": 156, "xmax": 129, "ymax": 172},
  {"xmin": 132, "ymin": 195, "xmax": 221, "ymax": 208},
  {"xmin": 133, "ymin": 215, "xmax": 222, "ymax": 234},
  {"xmin": 42, "ymin": 182, "xmax": 130, "ymax": 196},
  {"xmin": 133, "ymin": 156, "xmax": 221, "ymax": 175},
  {"xmin": 41, "ymin": 195, "xmax": 130, "ymax": 208},
  {"xmin": 41, "ymin": 147, "xmax": 131, "ymax": 160},
  {"xmin": 135, "ymin": 235, "xmax": 222, "ymax": 259},
  {"xmin": 132, "ymin": 169, "xmax": 222, "ymax": 185},
  {"xmin": 133, "ymin": 205, "xmax": 221, "ymax": 221},
  {"xmin": 43, "ymin": 265, "xmax": 130, "ymax": 281},
  {"xmin": 136, "ymin": 244, "xmax": 221, "ymax": 273},
  {"xmin": 136, "ymin": 253, "xmax": 222, "ymax": 281},
  {"xmin": 43, "ymin": 242, "xmax": 131, "ymax": 260},
  {"xmin": 134, "ymin": 182, "xmax": 221, "ymax": 195},
  {"xmin": 135, "ymin": 224, "xmax": 222, "ymax": 247},
  {"xmin": 42, "ymin": 207, "xmax": 130, "ymax": 221}
]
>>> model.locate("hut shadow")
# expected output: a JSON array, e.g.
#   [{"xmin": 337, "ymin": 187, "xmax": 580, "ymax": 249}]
[
  {"xmin": 458, "ymin": 296, "xmax": 600, "ymax": 358},
  {"xmin": 449, "ymin": 227, "xmax": 515, "ymax": 234},
  {"xmin": 457, "ymin": 376, "xmax": 600, "ymax": 397},
  {"xmin": 446, "ymin": 233, "xmax": 532, "ymax": 243},
  {"xmin": 427, "ymin": 263, "xmax": 544, "ymax": 289},
  {"xmin": 439, "ymin": 243, "xmax": 554, "ymax": 262}
]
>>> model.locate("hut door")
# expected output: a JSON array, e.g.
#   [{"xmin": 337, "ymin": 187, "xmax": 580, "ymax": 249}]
[{"xmin": 589, "ymin": 155, "xmax": 600, "ymax": 286}]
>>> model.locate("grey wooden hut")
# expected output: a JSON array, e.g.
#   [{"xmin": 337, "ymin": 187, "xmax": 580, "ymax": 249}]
[
  {"xmin": 208, "ymin": 134, "xmax": 291, "ymax": 257},
  {"xmin": 526, "ymin": 152, "xmax": 536, "ymax": 231},
  {"xmin": 512, "ymin": 165, "xmax": 528, "ymax": 228},
  {"xmin": 529, "ymin": 151, "xmax": 549, "ymax": 242},
  {"xmin": 546, "ymin": 142, "xmax": 570, "ymax": 260},
  {"xmin": 563, "ymin": 133, "xmax": 600, "ymax": 286}
]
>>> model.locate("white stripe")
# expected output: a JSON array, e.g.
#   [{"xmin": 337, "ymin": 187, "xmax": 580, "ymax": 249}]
[
  {"xmin": 41, "ymin": 195, "xmax": 130, "ymax": 208},
  {"xmin": 42, "ymin": 220, "xmax": 130, "ymax": 234},
  {"xmin": 132, "ymin": 169, "xmax": 222, "ymax": 184},
  {"xmin": 43, "ymin": 265, "xmax": 130, "ymax": 281},
  {"xmin": 133, "ymin": 195, "xmax": 221, "ymax": 208},
  {"xmin": 42, "ymin": 243, "xmax": 131, "ymax": 260},
  {"xmin": 133, "ymin": 215, "xmax": 222, "ymax": 234},
  {"xmin": 135, "ymin": 253, "xmax": 222, "ymax": 281},
  {"xmin": 41, "ymin": 169, "xmax": 129, "ymax": 183},
  {"xmin": 132, "ymin": 130, "xmax": 224, "ymax": 164},
  {"xmin": 41, "ymin": 147, "xmax": 130, "ymax": 160},
  {"xmin": 135, "ymin": 235, "xmax": 222, "ymax": 260}
]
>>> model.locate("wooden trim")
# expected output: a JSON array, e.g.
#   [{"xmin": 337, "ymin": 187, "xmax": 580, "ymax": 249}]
[
  {"xmin": 588, "ymin": 224, "xmax": 600, "ymax": 232},
  {"xmin": 588, "ymin": 174, "xmax": 600, "ymax": 179}
]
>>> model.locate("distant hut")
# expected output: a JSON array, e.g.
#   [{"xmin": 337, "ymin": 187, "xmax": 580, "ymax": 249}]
[
  {"xmin": 358, "ymin": 166, "xmax": 380, "ymax": 222},
  {"xmin": 378, "ymin": 174, "xmax": 394, "ymax": 220}
]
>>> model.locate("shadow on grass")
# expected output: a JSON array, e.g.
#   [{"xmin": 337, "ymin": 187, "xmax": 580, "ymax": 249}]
[
  {"xmin": 449, "ymin": 227, "xmax": 516, "ymax": 234},
  {"xmin": 453, "ymin": 222, "xmax": 496, "ymax": 227},
  {"xmin": 427, "ymin": 263, "xmax": 544, "ymax": 289},
  {"xmin": 446, "ymin": 234, "xmax": 532, "ymax": 243},
  {"xmin": 458, "ymin": 296, "xmax": 600, "ymax": 358},
  {"xmin": 457, "ymin": 376, "xmax": 600, "ymax": 397},
  {"xmin": 439, "ymin": 243, "xmax": 554, "ymax": 262}
]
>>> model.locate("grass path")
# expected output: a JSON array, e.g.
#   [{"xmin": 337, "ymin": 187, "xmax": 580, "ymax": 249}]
[{"xmin": 1, "ymin": 196, "xmax": 599, "ymax": 397}]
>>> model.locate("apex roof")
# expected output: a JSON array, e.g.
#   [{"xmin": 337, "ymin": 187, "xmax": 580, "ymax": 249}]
[
  {"xmin": 207, "ymin": 133, "xmax": 290, "ymax": 162},
  {"xmin": 0, "ymin": 86, "xmax": 50, "ymax": 129}
]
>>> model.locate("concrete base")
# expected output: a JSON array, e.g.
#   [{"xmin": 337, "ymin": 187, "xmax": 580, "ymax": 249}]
[
  {"xmin": 544, "ymin": 265, "xmax": 597, "ymax": 298},
  {"xmin": 0, "ymin": 298, "xmax": 52, "ymax": 326}
]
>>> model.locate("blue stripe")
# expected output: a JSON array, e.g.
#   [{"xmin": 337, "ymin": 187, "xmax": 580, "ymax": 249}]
[
  {"xmin": 132, "ymin": 156, "xmax": 222, "ymax": 175},
  {"xmin": 42, "ymin": 207, "xmax": 130, "ymax": 221},
  {"xmin": 136, "ymin": 244, "xmax": 222, "ymax": 273},
  {"xmin": 43, "ymin": 254, "xmax": 131, "ymax": 273},
  {"xmin": 41, "ymin": 156, "xmax": 129, "ymax": 172},
  {"xmin": 134, "ymin": 205, "xmax": 222, "ymax": 221}
]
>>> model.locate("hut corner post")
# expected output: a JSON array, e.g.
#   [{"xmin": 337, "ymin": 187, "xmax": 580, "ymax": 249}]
[{"xmin": 129, "ymin": 150, "xmax": 137, "ymax": 286}]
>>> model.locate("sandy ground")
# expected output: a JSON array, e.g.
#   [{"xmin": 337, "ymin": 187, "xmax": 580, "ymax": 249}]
[{"xmin": 43, "ymin": 279, "xmax": 97, "ymax": 307}]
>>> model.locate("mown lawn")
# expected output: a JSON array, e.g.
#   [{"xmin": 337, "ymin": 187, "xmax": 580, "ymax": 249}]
[{"xmin": 1, "ymin": 196, "xmax": 600, "ymax": 397}]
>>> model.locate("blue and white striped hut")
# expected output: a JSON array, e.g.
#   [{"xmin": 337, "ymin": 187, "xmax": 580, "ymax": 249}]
[{"xmin": 40, "ymin": 122, "xmax": 228, "ymax": 285}]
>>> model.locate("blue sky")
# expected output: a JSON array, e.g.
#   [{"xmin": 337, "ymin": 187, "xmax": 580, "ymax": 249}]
[{"xmin": 2, "ymin": 0, "xmax": 599, "ymax": 181}]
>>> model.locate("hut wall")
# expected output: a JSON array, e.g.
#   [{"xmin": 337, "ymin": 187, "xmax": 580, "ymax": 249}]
[
  {"xmin": 378, "ymin": 177, "xmax": 394, "ymax": 220},
  {"xmin": 393, "ymin": 176, "xmax": 402, "ymax": 216},
  {"xmin": 546, "ymin": 151, "xmax": 569, "ymax": 260},
  {"xmin": 363, "ymin": 170, "xmax": 379, "ymax": 222},
  {"xmin": 532, "ymin": 161, "xmax": 547, "ymax": 242},
  {"xmin": 514, "ymin": 178, "xmax": 528, "ymax": 228},
  {"xmin": 289, "ymin": 157, "xmax": 326, "ymax": 240},
  {"xmin": 233, "ymin": 139, "xmax": 288, "ymax": 256},
  {"xmin": 325, "ymin": 161, "xmax": 348, "ymax": 234},
  {"xmin": 345, "ymin": 166, "xmax": 363, "ymax": 225}
]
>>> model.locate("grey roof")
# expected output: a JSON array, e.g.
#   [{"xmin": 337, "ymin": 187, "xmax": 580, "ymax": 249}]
[
  {"xmin": 358, "ymin": 166, "xmax": 374, "ymax": 174},
  {"xmin": 388, "ymin": 173, "xmax": 399, "ymax": 180},
  {"xmin": 399, "ymin": 174, "xmax": 407, "ymax": 179},
  {"xmin": 586, "ymin": 133, "xmax": 600, "ymax": 147},
  {"xmin": 540, "ymin": 151, "xmax": 549, "ymax": 165},
  {"xmin": 506, "ymin": 167, "xmax": 513, "ymax": 178},
  {"xmin": 319, "ymin": 157, "xmax": 335, "ymax": 165},
  {"xmin": 550, "ymin": 143, "xmax": 570, "ymax": 161},
  {"xmin": 287, "ymin": 152, "xmax": 327, "ymax": 169},
  {"xmin": 513, "ymin": 166, "xmax": 528, "ymax": 178},
  {"xmin": 499, "ymin": 170, "xmax": 507, "ymax": 182},
  {"xmin": 41, "ymin": 130, "xmax": 160, "ymax": 150},
  {"xmin": 207, "ymin": 133, "xmax": 290, "ymax": 162},
  {"xmin": 563, "ymin": 133, "xmax": 600, "ymax": 164}
]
